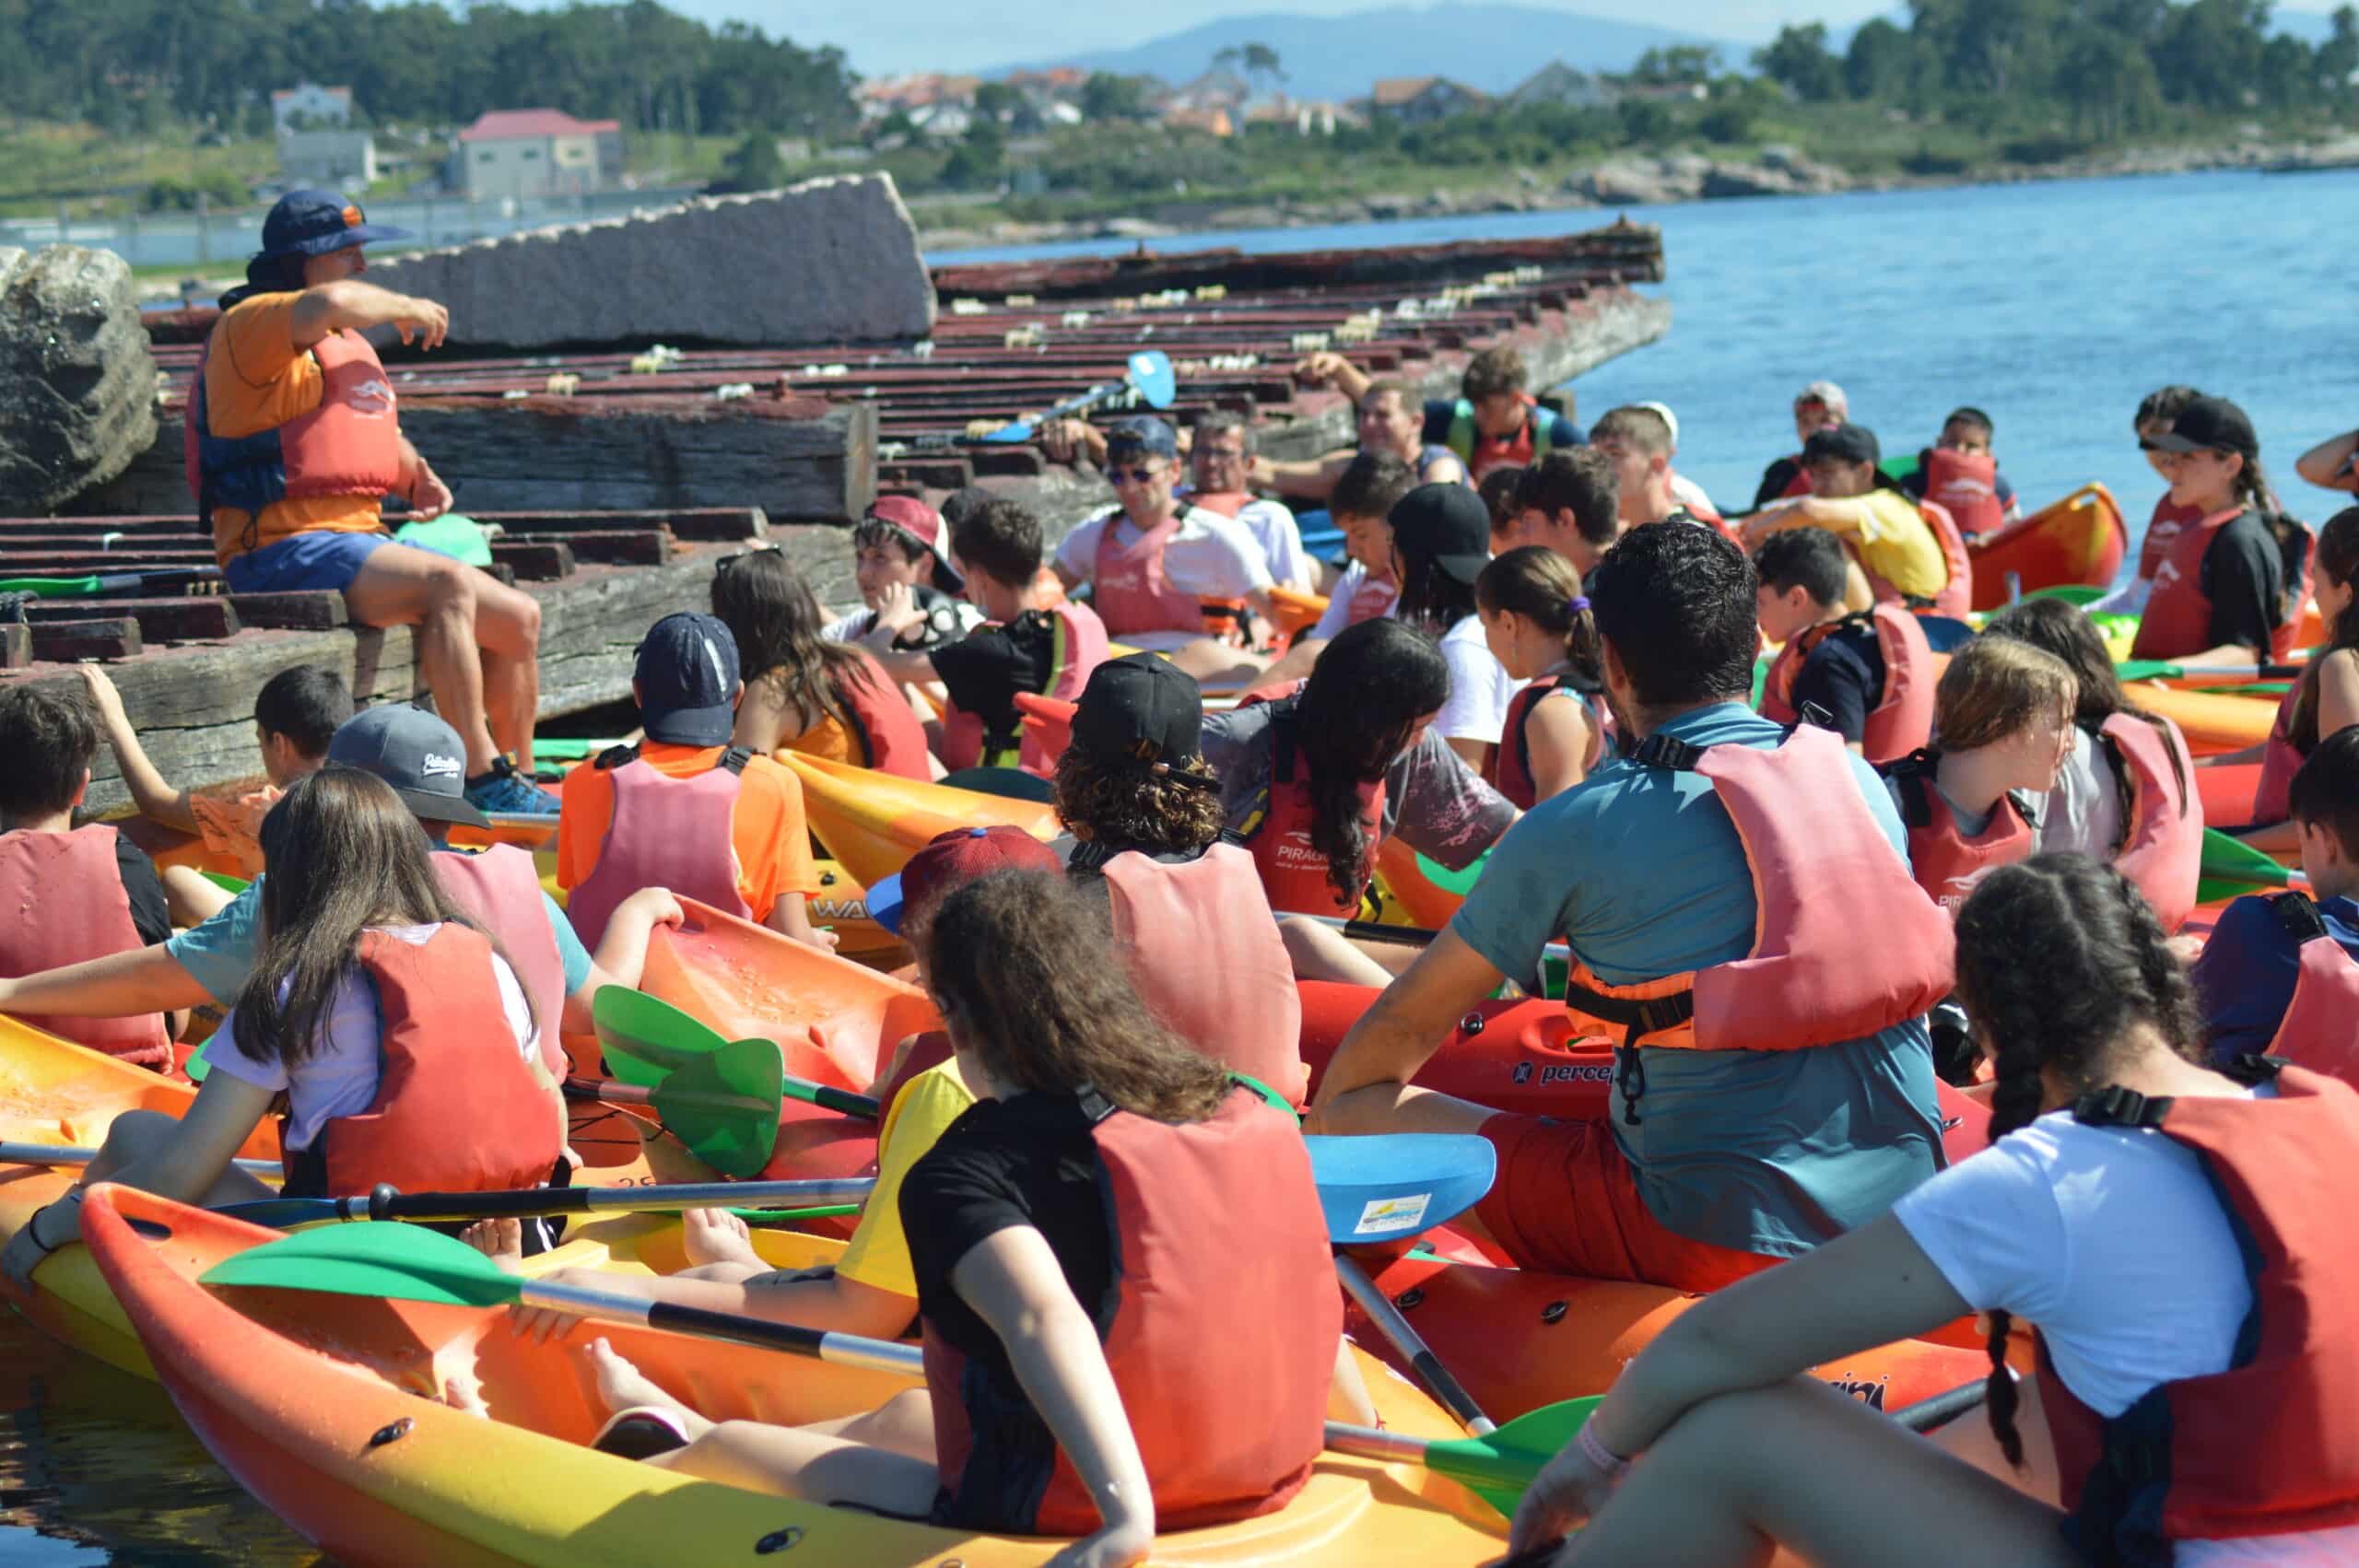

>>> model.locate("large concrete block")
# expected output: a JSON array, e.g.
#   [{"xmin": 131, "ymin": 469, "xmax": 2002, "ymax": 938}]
[
  {"xmin": 0, "ymin": 246, "xmax": 159, "ymax": 513},
  {"xmin": 370, "ymin": 175, "xmax": 936, "ymax": 351}
]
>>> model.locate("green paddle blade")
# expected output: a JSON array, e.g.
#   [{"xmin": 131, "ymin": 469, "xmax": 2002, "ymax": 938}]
[
  {"xmin": 1414, "ymin": 847, "xmax": 1488, "ymax": 898},
  {"xmin": 202, "ymin": 1218, "xmax": 523, "ymax": 1308},
  {"xmin": 1423, "ymin": 1395, "xmax": 1600, "ymax": 1515},
  {"xmin": 593, "ymin": 986, "xmax": 729, "ymax": 1089},
  {"xmin": 2022, "ymin": 584, "xmax": 2107, "ymax": 606},
  {"xmin": 2113, "ymin": 660, "xmax": 2181, "ymax": 683},
  {"xmin": 200, "ymin": 871, "xmax": 248, "ymax": 894},
  {"xmin": 2200, "ymin": 827, "xmax": 2297, "ymax": 891},
  {"xmin": 657, "ymin": 1036, "xmax": 784, "ymax": 1179},
  {"xmin": 530, "ymin": 738, "xmax": 628, "ymax": 763},
  {"xmin": 183, "ymin": 1040, "xmax": 211, "ymax": 1083}
]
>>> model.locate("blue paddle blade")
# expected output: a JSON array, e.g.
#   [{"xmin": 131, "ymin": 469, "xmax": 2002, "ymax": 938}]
[
  {"xmin": 1128, "ymin": 350, "xmax": 1176, "ymax": 409},
  {"xmin": 1305, "ymin": 1134, "xmax": 1496, "ymax": 1245},
  {"xmin": 978, "ymin": 419, "xmax": 1036, "ymax": 445}
]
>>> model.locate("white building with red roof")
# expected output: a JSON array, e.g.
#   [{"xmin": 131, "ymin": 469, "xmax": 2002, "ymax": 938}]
[{"xmin": 453, "ymin": 109, "xmax": 622, "ymax": 199}]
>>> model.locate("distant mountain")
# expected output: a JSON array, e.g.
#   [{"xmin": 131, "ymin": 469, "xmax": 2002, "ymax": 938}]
[{"xmin": 984, "ymin": 5, "xmax": 1745, "ymax": 102}]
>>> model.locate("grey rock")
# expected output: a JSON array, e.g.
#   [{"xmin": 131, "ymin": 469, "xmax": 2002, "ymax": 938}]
[
  {"xmin": 0, "ymin": 245, "xmax": 158, "ymax": 513},
  {"xmin": 369, "ymin": 175, "xmax": 935, "ymax": 351}
]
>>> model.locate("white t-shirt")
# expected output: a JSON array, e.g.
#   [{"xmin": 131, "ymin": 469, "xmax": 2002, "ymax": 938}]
[
  {"xmin": 821, "ymin": 600, "xmax": 986, "ymax": 647},
  {"xmin": 1309, "ymin": 560, "xmax": 1399, "ymax": 642},
  {"xmin": 2038, "ymin": 725, "xmax": 2128, "ymax": 860},
  {"xmin": 1216, "ymin": 497, "xmax": 1318, "ymax": 592},
  {"xmin": 1894, "ymin": 1089, "xmax": 2359, "ymax": 1564},
  {"xmin": 1670, "ymin": 471, "xmax": 1719, "ymax": 521},
  {"xmin": 1431, "ymin": 612, "xmax": 1527, "ymax": 746},
  {"xmin": 209, "ymin": 923, "xmax": 538, "ymax": 1152},
  {"xmin": 1054, "ymin": 508, "xmax": 1274, "ymax": 604}
]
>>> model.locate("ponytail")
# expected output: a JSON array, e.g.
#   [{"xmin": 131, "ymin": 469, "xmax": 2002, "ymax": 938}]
[
  {"xmin": 2290, "ymin": 508, "xmax": 2359, "ymax": 752},
  {"xmin": 1475, "ymin": 545, "xmax": 1601, "ymax": 686}
]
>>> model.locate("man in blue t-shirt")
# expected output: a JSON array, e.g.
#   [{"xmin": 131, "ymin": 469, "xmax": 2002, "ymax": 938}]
[
  {"xmin": 2192, "ymin": 729, "xmax": 2359, "ymax": 1062},
  {"xmin": 1309, "ymin": 521, "xmax": 1945, "ymax": 1293}
]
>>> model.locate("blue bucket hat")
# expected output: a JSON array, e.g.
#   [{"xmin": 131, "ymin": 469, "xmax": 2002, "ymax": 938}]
[{"xmin": 253, "ymin": 190, "xmax": 412, "ymax": 263}]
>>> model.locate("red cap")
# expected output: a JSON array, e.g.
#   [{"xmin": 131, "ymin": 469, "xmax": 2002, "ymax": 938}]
[
  {"xmin": 866, "ymin": 495, "xmax": 945, "ymax": 553},
  {"xmin": 870, "ymin": 825, "xmax": 1060, "ymax": 934}
]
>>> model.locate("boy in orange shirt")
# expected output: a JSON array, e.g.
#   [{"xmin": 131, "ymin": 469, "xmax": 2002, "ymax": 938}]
[{"xmin": 557, "ymin": 613, "xmax": 832, "ymax": 953}]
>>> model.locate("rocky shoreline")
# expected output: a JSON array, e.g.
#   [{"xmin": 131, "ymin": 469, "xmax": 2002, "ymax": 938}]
[{"xmin": 913, "ymin": 136, "xmax": 2341, "ymax": 254}]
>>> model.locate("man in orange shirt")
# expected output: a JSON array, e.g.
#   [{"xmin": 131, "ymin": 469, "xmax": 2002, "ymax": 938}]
[
  {"xmin": 184, "ymin": 189, "xmax": 552, "ymax": 816},
  {"xmin": 557, "ymin": 613, "xmax": 832, "ymax": 953}
]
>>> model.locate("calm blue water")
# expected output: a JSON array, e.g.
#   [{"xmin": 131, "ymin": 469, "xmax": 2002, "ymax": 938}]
[{"xmin": 948, "ymin": 168, "xmax": 2359, "ymax": 565}]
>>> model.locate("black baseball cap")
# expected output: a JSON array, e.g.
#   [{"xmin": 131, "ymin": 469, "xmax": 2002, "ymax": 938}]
[
  {"xmin": 1105, "ymin": 416, "xmax": 1180, "ymax": 462},
  {"xmin": 1070, "ymin": 653, "xmax": 1215, "ymax": 782},
  {"xmin": 1802, "ymin": 423, "xmax": 1881, "ymax": 467},
  {"xmin": 326, "ymin": 705, "xmax": 489, "ymax": 828},
  {"xmin": 254, "ymin": 190, "xmax": 411, "ymax": 263},
  {"xmin": 2146, "ymin": 396, "xmax": 2259, "ymax": 461},
  {"xmin": 1389, "ymin": 482, "xmax": 1493, "ymax": 586},
  {"xmin": 633, "ymin": 613, "xmax": 742, "ymax": 747}
]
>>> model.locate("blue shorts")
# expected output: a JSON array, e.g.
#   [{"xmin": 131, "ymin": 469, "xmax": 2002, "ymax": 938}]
[{"xmin": 222, "ymin": 531, "xmax": 389, "ymax": 595}]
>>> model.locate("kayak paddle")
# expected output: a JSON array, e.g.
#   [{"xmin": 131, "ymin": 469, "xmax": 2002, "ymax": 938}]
[
  {"xmin": 590, "ymin": 989, "xmax": 787, "ymax": 1177},
  {"xmin": 195, "ymin": 1215, "xmax": 1600, "ymax": 1513},
  {"xmin": 2198, "ymin": 827, "xmax": 2309, "ymax": 897},
  {"xmin": 2116, "ymin": 658, "xmax": 2306, "ymax": 684},
  {"xmin": 0, "ymin": 1141, "xmax": 277, "ymax": 1176},
  {"xmin": 974, "ymin": 351, "xmax": 1176, "ymax": 445},
  {"xmin": 212, "ymin": 1175, "xmax": 875, "ymax": 1229},
  {"xmin": 0, "ymin": 568, "xmax": 224, "ymax": 598}
]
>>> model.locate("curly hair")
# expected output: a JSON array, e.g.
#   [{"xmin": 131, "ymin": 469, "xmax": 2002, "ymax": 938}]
[
  {"xmin": 1053, "ymin": 744, "xmax": 1226, "ymax": 855},
  {"xmin": 1951, "ymin": 855, "xmax": 2203, "ymax": 1468}
]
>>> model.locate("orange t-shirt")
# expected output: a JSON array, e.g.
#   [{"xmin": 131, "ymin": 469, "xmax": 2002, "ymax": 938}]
[
  {"xmin": 201, "ymin": 293, "xmax": 391, "ymax": 564},
  {"xmin": 555, "ymin": 744, "xmax": 821, "ymax": 923}
]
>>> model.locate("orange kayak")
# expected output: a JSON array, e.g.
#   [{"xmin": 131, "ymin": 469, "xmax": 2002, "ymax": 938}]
[
  {"xmin": 2124, "ymin": 681, "xmax": 2273, "ymax": 755},
  {"xmin": 781, "ymin": 752, "xmax": 1059, "ymax": 886},
  {"xmin": 1268, "ymin": 584, "xmax": 1330, "ymax": 643},
  {"xmin": 1966, "ymin": 483, "xmax": 2128, "ymax": 612},
  {"xmin": 84, "ymin": 1186, "xmax": 1511, "ymax": 1567}
]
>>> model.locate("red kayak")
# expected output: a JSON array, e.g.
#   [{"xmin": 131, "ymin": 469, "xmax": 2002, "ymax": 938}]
[{"xmin": 1966, "ymin": 483, "xmax": 2128, "ymax": 611}]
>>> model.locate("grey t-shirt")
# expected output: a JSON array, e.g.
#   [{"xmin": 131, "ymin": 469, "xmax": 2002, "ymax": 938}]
[
  {"xmin": 2037, "ymin": 724, "xmax": 2128, "ymax": 860},
  {"xmin": 1199, "ymin": 703, "xmax": 1518, "ymax": 872}
]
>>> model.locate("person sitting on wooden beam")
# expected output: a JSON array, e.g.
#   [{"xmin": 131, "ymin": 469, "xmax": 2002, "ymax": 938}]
[{"xmin": 183, "ymin": 189, "xmax": 555, "ymax": 817}]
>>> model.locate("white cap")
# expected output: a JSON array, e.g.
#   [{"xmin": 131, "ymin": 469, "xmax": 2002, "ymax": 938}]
[{"xmin": 1637, "ymin": 401, "xmax": 1679, "ymax": 449}]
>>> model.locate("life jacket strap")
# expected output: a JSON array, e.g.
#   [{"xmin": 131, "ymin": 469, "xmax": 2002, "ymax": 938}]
[
  {"xmin": 1558, "ymin": 978, "xmax": 1695, "ymax": 1126},
  {"xmin": 1630, "ymin": 733, "xmax": 1705, "ymax": 772},
  {"xmin": 2270, "ymin": 891, "xmax": 2329, "ymax": 943}
]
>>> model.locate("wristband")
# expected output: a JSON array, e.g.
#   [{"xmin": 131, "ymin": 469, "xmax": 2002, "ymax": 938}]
[{"xmin": 1576, "ymin": 1414, "xmax": 1631, "ymax": 1480}]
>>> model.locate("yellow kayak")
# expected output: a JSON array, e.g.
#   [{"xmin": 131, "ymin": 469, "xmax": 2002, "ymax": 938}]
[{"xmin": 781, "ymin": 752, "xmax": 1060, "ymax": 887}]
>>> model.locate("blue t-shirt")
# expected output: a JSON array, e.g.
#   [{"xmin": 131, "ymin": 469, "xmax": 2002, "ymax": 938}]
[
  {"xmin": 166, "ymin": 852, "xmax": 591, "ymax": 1007},
  {"xmin": 1450, "ymin": 703, "xmax": 1944, "ymax": 1258},
  {"xmin": 2191, "ymin": 892, "xmax": 2359, "ymax": 1063}
]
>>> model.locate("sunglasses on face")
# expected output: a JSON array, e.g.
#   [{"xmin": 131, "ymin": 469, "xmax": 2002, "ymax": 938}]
[{"xmin": 1109, "ymin": 465, "xmax": 1165, "ymax": 485}]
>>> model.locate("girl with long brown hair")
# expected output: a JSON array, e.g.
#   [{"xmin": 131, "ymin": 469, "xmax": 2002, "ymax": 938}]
[
  {"xmin": 1475, "ymin": 545, "xmax": 1607, "ymax": 806},
  {"xmin": 573, "ymin": 872, "xmax": 1342, "ymax": 1568}
]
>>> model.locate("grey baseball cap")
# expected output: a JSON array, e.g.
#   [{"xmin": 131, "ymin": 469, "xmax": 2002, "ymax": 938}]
[{"xmin": 326, "ymin": 705, "xmax": 490, "ymax": 829}]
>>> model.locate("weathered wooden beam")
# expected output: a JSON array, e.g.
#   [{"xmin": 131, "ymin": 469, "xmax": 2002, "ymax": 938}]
[
  {"xmin": 490, "ymin": 541, "xmax": 578, "ymax": 580},
  {"xmin": 20, "ymin": 597, "xmax": 241, "ymax": 641},
  {"xmin": 558, "ymin": 531, "xmax": 672, "ymax": 568},
  {"xmin": 229, "ymin": 592, "xmax": 348, "ymax": 631},
  {"xmin": 31, "ymin": 619, "xmax": 143, "ymax": 661},
  {"xmin": 0, "ymin": 625, "xmax": 26, "ymax": 669}
]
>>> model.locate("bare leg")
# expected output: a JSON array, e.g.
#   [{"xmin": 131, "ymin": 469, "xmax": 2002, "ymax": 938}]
[
  {"xmin": 1279, "ymin": 917, "xmax": 1417, "ymax": 986},
  {"xmin": 159, "ymin": 864, "xmax": 235, "ymax": 929},
  {"xmin": 344, "ymin": 545, "xmax": 502, "ymax": 774},
  {"xmin": 651, "ymin": 1415, "xmax": 940, "ymax": 1513},
  {"xmin": 1556, "ymin": 1378, "xmax": 2077, "ymax": 1568},
  {"xmin": 469, "ymin": 576, "xmax": 544, "ymax": 773},
  {"xmin": 80, "ymin": 1109, "xmax": 275, "ymax": 1208},
  {"xmin": 1161, "ymin": 637, "xmax": 1274, "ymax": 690},
  {"xmin": 680, "ymin": 1207, "xmax": 763, "ymax": 1270}
]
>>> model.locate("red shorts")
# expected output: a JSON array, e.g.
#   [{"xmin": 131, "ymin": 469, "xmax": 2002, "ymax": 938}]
[{"xmin": 1475, "ymin": 1112, "xmax": 1781, "ymax": 1293}]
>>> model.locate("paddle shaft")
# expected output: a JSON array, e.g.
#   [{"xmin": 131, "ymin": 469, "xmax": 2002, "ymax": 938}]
[
  {"xmin": 561, "ymin": 1079, "xmax": 777, "ymax": 1119},
  {"xmin": 0, "ymin": 1141, "xmax": 277, "ymax": 1176},
  {"xmin": 1335, "ymin": 1253, "xmax": 1495, "ymax": 1435},
  {"xmin": 335, "ymin": 1177, "xmax": 877, "ymax": 1223},
  {"xmin": 1299, "ymin": 912, "xmax": 1571, "ymax": 963}
]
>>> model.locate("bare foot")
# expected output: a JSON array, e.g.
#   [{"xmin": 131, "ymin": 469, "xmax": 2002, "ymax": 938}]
[
  {"xmin": 584, "ymin": 1337, "xmax": 713, "ymax": 1441},
  {"xmin": 441, "ymin": 1368, "xmax": 491, "ymax": 1419},
  {"xmin": 462, "ymin": 1217, "xmax": 524, "ymax": 1275},
  {"xmin": 680, "ymin": 1207, "xmax": 759, "ymax": 1270}
]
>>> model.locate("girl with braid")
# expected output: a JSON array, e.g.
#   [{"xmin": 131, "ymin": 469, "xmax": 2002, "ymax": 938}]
[{"xmin": 1506, "ymin": 854, "xmax": 2359, "ymax": 1567}]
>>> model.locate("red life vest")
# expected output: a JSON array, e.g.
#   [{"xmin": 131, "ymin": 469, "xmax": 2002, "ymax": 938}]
[
  {"xmin": 432, "ymin": 844, "xmax": 569, "ymax": 1079},
  {"xmin": 1779, "ymin": 461, "xmax": 1814, "ymax": 500},
  {"xmin": 1091, "ymin": 842, "xmax": 1308, "ymax": 1105},
  {"xmin": 1088, "ymin": 509, "xmax": 1250, "ymax": 642},
  {"xmin": 183, "ymin": 328, "xmax": 405, "ymax": 541},
  {"xmin": 0, "ymin": 826, "xmax": 171, "ymax": 1070},
  {"xmin": 281, "ymin": 923, "xmax": 563, "ymax": 1199},
  {"xmin": 1344, "ymin": 569, "xmax": 1397, "ymax": 628},
  {"xmin": 566, "ymin": 746, "xmax": 754, "ymax": 950},
  {"xmin": 1757, "ymin": 604, "xmax": 1935, "ymax": 766},
  {"xmin": 2097, "ymin": 712, "xmax": 2201, "ymax": 934},
  {"xmin": 1444, "ymin": 392, "xmax": 1558, "ymax": 482},
  {"xmin": 1491, "ymin": 672, "xmax": 1608, "ymax": 810},
  {"xmin": 923, "ymin": 1089, "xmax": 1335, "ymax": 1535},
  {"xmin": 1919, "ymin": 448, "xmax": 2005, "ymax": 541},
  {"xmin": 2140, "ymin": 495, "xmax": 2208, "ymax": 581},
  {"xmin": 1238, "ymin": 689, "xmax": 1386, "ymax": 915},
  {"xmin": 937, "ymin": 602, "xmax": 1109, "ymax": 774},
  {"xmin": 2130, "ymin": 506, "xmax": 2251, "ymax": 662},
  {"xmin": 1859, "ymin": 495, "xmax": 1974, "ymax": 620},
  {"xmin": 2259, "ymin": 894, "xmax": 2359, "ymax": 1089},
  {"xmin": 2035, "ymin": 1060, "xmax": 2359, "ymax": 1555},
  {"xmin": 827, "ymin": 651, "xmax": 933, "ymax": 780},
  {"xmin": 1884, "ymin": 752, "xmax": 2038, "ymax": 914},
  {"xmin": 2253, "ymin": 681, "xmax": 2305, "ymax": 827},
  {"xmin": 1556, "ymin": 727, "xmax": 1953, "ymax": 1117}
]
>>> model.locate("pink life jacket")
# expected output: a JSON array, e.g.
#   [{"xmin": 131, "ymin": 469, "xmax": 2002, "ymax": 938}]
[
  {"xmin": 2254, "ymin": 682, "xmax": 2305, "ymax": 828},
  {"xmin": 1093, "ymin": 841, "xmax": 1307, "ymax": 1105},
  {"xmin": 937, "ymin": 602, "xmax": 1109, "ymax": 775},
  {"xmin": 2097, "ymin": 712, "xmax": 2201, "ymax": 934},
  {"xmin": 0, "ymin": 826, "xmax": 171, "ymax": 1069},
  {"xmin": 1757, "ymin": 604, "xmax": 1935, "ymax": 766},
  {"xmin": 433, "ymin": 844, "xmax": 569, "ymax": 1078},
  {"xmin": 1089, "ymin": 510, "xmax": 1247, "ymax": 640},
  {"xmin": 2255, "ymin": 894, "xmax": 2359, "ymax": 1090},
  {"xmin": 1884, "ymin": 752, "xmax": 2038, "ymax": 915},
  {"xmin": 1919, "ymin": 448, "xmax": 2005, "ymax": 541},
  {"xmin": 566, "ymin": 746, "xmax": 754, "ymax": 951}
]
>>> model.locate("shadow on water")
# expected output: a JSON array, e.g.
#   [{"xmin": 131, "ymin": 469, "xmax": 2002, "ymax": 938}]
[{"xmin": 0, "ymin": 1309, "xmax": 317, "ymax": 1566}]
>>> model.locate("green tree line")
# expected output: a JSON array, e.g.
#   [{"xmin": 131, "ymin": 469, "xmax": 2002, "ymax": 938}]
[
  {"xmin": 0, "ymin": 0, "xmax": 856, "ymax": 142},
  {"xmin": 1756, "ymin": 1, "xmax": 2359, "ymax": 141}
]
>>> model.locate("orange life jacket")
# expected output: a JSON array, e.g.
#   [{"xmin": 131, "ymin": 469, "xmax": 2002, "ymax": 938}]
[
  {"xmin": 183, "ymin": 328, "xmax": 405, "ymax": 544},
  {"xmin": 2036, "ymin": 1059, "xmax": 2359, "ymax": 1557},
  {"xmin": 279, "ymin": 924, "xmax": 562, "ymax": 1199},
  {"xmin": 1237, "ymin": 687, "xmax": 1385, "ymax": 915},
  {"xmin": 1089, "ymin": 509, "xmax": 1251, "ymax": 641},
  {"xmin": 2096, "ymin": 712, "xmax": 2201, "ymax": 934},
  {"xmin": 938, "ymin": 602, "xmax": 1109, "ymax": 775},
  {"xmin": 1491, "ymin": 671, "xmax": 1609, "ymax": 810},
  {"xmin": 1757, "ymin": 604, "xmax": 1935, "ymax": 766},
  {"xmin": 566, "ymin": 745, "xmax": 754, "ymax": 950},
  {"xmin": 432, "ymin": 844, "xmax": 569, "ymax": 1079},
  {"xmin": 1884, "ymin": 751, "xmax": 2038, "ymax": 914},
  {"xmin": 1555, "ymin": 727, "xmax": 1953, "ymax": 1123},
  {"xmin": 923, "ymin": 1088, "xmax": 1335, "ymax": 1535},
  {"xmin": 0, "ymin": 826, "xmax": 171, "ymax": 1070},
  {"xmin": 2259, "ymin": 895, "xmax": 2359, "ymax": 1089},
  {"xmin": 1919, "ymin": 448, "xmax": 2005, "ymax": 541},
  {"xmin": 1087, "ymin": 842, "xmax": 1308, "ymax": 1104}
]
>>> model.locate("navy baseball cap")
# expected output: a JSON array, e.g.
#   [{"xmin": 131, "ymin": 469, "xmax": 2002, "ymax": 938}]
[
  {"xmin": 1105, "ymin": 416, "xmax": 1180, "ymax": 462},
  {"xmin": 326, "ymin": 705, "xmax": 489, "ymax": 828},
  {"xmin": 1802, "ymin": 424, "xmax": 1881, "ymax": 467},
  {"xmin": 2147, "ymin": 396, "xmax": 2259, "ymax": 462},
  {"xmin": 634, "ymin": 613, "xmax": 742, "ymax": 747},
  {"xmin": 1389, "ymin": 482, "xmax": 1494, "ymax": 587},
  {"xmin": 254, "ymin": 190, "xmax": 411, "ymax": 262},
  {"xmin": 1070, "ymin": 653, "xmax": 1215, "ymax": 782}
]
